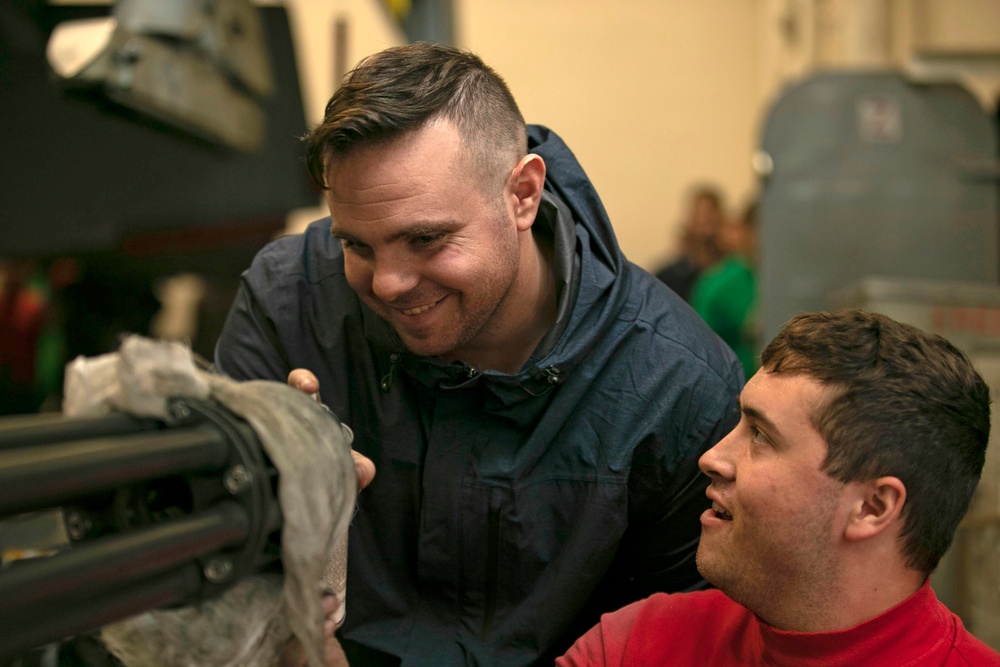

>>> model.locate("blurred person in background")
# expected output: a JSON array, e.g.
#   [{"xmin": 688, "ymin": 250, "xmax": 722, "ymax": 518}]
[
  {"xmin": 0, "ymin": 259, "xmax": 48, "ymax": 415},
  {"xmin": 691, "ymin": 199, "xmax": 758, "ymax": 378},
  {"xmin": 654, "ymin": 184, "xmax": 726, "ymax": 303}
]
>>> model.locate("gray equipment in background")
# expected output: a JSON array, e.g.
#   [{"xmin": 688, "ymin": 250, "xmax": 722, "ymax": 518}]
[
  {"xmin": 757, "ymin": 71, "xmax": 1000, "ymax": 342},
  {"xmin": 46, "ymin": 0, "xmax": 273, "ymax": 152}
]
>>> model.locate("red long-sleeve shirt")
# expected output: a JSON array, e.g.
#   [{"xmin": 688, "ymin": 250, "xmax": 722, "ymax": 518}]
[{"xmin": 558, "ymin": 581, "xmax": 999, "ymax": 666}]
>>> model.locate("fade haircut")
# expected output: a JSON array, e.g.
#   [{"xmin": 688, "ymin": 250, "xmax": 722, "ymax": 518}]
[
  {"xmin": 761, "ymin": 309, "xmax": 991, "ymax": 575},
  {"xmin": 304, "ymin": 42, "xmax": 527, "ymax": 198}
]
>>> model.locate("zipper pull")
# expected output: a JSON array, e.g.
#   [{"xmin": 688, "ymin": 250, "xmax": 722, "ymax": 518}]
[
  {"xmin": 522, "ymin": 365, "xmax": 561, "ymax": 396},
  {"xmin": 380, "ymin": 353, "xmax": 399, "ymax": 393}
]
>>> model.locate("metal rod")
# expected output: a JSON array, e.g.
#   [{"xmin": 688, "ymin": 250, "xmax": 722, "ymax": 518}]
[
  {"xmin": 0, "ymin": 411, "xmax": 158, "ymax": 451},
  {"xmin": 0, "ymin": 501, "xmax": 248, "ymax": 613},
  {"xmin": 0, "ymin": 425, "xmax": 231, "ymax": 516},
  {"xmin": 0, "ymin": 563, "xmax": 204, "ymax": 658}
]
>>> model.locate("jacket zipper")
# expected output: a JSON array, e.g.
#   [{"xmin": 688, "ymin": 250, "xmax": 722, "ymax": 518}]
[{"xmin": 483, "ymin": 486, "xmax": 502, "ymax": 640}]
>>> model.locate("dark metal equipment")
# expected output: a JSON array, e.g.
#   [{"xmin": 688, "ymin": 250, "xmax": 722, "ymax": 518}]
[
  {"xmin": 0, "ymin": 3, "xmax": 314, "ymax": 259},
  {"xmin": 757, "ymin": 71, "xmax": 1000, "ymax": 342},
  {"xmin": 0, "ymin": 399, "xmax": 282, "ymax": 658}
]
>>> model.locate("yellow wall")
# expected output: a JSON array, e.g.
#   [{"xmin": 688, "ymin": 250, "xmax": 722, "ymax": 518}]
[
  {"xmin": 278, "ymin": 0, "xmax": 403, "ymax": 127},
  {"xmin": 456, "ymin": 1, "xmax": 763, "ymax": 271},
  {"xmin": 274, "ymin": 0, "xmax": 405, "ymax": 232},
  {"xmin": 275, "ymin": 0, "xmax": 999, "ymax": 267},
  {"xmin": 276, "ymin": 1, "xmax": 766, "ymax": 266}
]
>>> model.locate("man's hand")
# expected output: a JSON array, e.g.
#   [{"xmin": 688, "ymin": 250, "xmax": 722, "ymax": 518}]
[
  {"xmin": 287, "ymin": 369, "xmax": 376, "ymax": 490},
  {"xmin": 277, "ymin": 595, "xmax": 348, "ymax": 667}
]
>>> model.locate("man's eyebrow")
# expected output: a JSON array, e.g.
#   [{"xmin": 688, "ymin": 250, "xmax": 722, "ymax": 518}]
[
  {"xmin": 330, "ymin": 227, "xmax": 357, "ymax": 241},
  {"xmin": 332, "ymin": 220, "xmax": 462, "ymax": 244},
  {"xmin": 739, "ymin": 398, "xmax": 783, "ymax": 440}
]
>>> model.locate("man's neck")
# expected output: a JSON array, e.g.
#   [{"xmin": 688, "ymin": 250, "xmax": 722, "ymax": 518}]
[
  {"xmin": 755, "ymin": 567, "xmax": 925, "ymax": 633},
  {"xmin": 446, "ymin": 228, "xmax": 557, "ymax": 375}
]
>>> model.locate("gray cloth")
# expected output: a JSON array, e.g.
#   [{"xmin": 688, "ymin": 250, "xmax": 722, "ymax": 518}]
[{"xmin": 63, "ymin": 336, "xmax": 356, "ymax": 667}]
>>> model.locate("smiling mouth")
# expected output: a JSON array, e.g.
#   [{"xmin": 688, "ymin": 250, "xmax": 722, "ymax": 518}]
[
  {"xmin": 399, "ymin": 297, "xmax": 443, "ymax": 316},
  {"xmin": 712, "ymin": 502, "xmax": 733, "ymax": 521}
]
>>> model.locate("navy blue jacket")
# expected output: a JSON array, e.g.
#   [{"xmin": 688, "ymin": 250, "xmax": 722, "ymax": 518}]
[{"xmin": 215, "ymin": 126, "xmax": 743, "ymax": 666}]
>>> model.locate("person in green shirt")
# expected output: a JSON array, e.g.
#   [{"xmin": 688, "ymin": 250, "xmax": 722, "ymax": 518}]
[{"xmin": 691, "ymin": 201, "xmax": 759, "ymax": 378}]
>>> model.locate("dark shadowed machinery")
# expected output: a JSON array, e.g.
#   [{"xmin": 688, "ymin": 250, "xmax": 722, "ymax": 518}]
[
  {"xmin": 0, "ymin": 1, "xmax": 335, "ymax": 661},
  {"xmin": 0, "ymin": 397, "xmax": 280, "ymax": 658},
  {"xmin": 0, "ymin": 0, "xmax": 317, "ymax": 391}
]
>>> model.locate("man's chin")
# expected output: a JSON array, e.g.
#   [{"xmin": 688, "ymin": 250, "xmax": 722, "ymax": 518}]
[
  {"xmin": 396, "ymin": 334, "xmax": 456, "ymax": 360},
  {"xmin": 695, "ymin": 546, "xmax": 724, "ymax": 588}
]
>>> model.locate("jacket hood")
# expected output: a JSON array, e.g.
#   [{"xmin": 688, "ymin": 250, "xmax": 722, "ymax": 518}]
[
  {"xmin": 523, "ymin": 125, "xmax": 631, "ymax": 365},
  {"xmin": 528, "ymin": 125, "xmax": 621, "ymax": 276}
]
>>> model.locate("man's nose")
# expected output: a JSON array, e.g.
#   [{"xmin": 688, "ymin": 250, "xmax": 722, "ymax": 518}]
[
  {"xmin": 371, "ymin": 254, "xmax": 419, "ymax": 302},
  {"xmin": 698, "ymin": 426, "xmax": 738, "ymax": 481}
]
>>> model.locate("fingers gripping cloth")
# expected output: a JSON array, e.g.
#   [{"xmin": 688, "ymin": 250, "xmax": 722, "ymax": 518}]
[{"xmin": 61, "ymin": 336, "xmax": 357, "ymax": 667}]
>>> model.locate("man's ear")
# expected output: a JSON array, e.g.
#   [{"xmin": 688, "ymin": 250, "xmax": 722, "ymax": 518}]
[
  {"xmin": 844, "ymin": 476, "xmax": 906, "ymax": 542},
  {"xmin": 508, "ymin": 154, "xmax": 546, "ymax": 232}
]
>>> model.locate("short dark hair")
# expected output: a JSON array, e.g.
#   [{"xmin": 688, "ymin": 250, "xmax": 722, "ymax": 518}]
[
  {"xmin": 304, "ymin": 42, "xmax": 526, "ymax": 195},
  {"xmin": 761, "ymin": 309, "xmax": 991, "ymax": 575},
  {"xmin": 689, "ymin": 183, "xmax": 724, "ymax": 212}
]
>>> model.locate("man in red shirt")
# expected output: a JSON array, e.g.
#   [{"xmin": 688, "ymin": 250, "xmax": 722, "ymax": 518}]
[{"xmin": 559, "ymin": 309, "xmax": 1000, "ymax": 666}]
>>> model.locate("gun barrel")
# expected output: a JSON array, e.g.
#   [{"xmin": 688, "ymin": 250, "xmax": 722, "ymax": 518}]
[
  {"xmin": 0, "ymin": 426, "xmax": 231, "ymax": 516},
  {"xmin": 0, "ymin": 399, "xmax": 282, "ymax": 659}
]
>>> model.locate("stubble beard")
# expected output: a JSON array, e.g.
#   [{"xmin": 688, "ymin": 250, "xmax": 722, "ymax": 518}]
[
  {"xmin": 443, "ymin": 224, "xmax": 521, "ymax": 359},
  {"xmin": 696, "ymin": 496, "xmax": 843, "ymax": 629},
  {"xmin": 399, "ymin": 217, "xmax": 521, "ymax": 362}
]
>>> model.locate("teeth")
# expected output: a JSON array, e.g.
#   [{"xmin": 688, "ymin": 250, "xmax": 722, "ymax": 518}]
[
  {"xmin": 402, "ymin": 303, "xmax": 435, "ymax": 315},
  {"xmin": 713, "ymin": 502, "xmax": 733, "ymax": 520}
]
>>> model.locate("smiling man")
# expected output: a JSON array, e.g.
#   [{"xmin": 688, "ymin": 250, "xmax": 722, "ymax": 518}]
[
  {"xmin": 558, "ymin": 309, "xmax": 1000, "ymax": 666},
  {"xmin": 215, "ymin": 43, "xmax": 743, "ymax": 666},
  {"xmin": 324, "ymin": 119, "xmax": 552, "ymax": 374}
]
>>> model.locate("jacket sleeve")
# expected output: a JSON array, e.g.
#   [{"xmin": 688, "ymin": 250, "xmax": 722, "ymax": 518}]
[
  {"xmin": 213, "ymin": 260, "xmax": 293, "ymax": 383},
  {"xmin": 624, "ymin": 393, "xmax": 738, "ymax": 594},
  {"xmin": 592, "ymin": 352, "xmax": 742, "ymax": 615}
]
